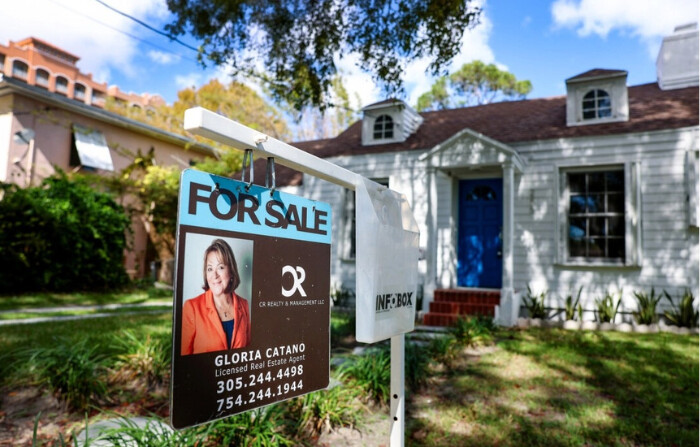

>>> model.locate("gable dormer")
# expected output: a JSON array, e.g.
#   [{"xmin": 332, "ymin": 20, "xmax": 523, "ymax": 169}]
[
  {"xmin": 565, "ymin": 69, "xmax": 629, "ymax": 127},
  {"xmin": 361, "ymin": 99, "xmax": 423, "ymax": 146}
]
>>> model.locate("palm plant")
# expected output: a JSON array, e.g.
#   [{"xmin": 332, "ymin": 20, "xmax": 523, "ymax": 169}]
[
  {"xmin": 564, "ymin": 286, "xmax": 583, "ymax": 321},
  {"xmin": 595, "ymin": 290, "xmax": 622, "ymax": 323},
  {"xmin": 632, "ymin": 287, "xmax": 662, "ymax": 324},
  {"xmin": 664, "ymin": 289, "xmax": 699, "ymax": 328},
  {"xmin": 523, "ymin": 285, "xmax": 548, "ymax": 319}
]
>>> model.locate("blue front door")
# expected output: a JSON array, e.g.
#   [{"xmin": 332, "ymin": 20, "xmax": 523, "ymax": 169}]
[{"xmin": 457, "ymin": 178, "xmax": 503, "ymax": 288}]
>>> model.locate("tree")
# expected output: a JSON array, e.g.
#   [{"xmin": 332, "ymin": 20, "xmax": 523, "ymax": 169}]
[
  {"xmin": 290, "ymin": 74, "xmax": 359, "ymax": 141},
  {"xmin": 164, "ymin": 0, "xmax": 482, "ymax": 111},
  {"xmin": 104, "ymin": 80, "xmax": 291, "ymax": 282},
  {"xmin": 416, "ymin": 61, "xmax": 533, "ymax": 111}
]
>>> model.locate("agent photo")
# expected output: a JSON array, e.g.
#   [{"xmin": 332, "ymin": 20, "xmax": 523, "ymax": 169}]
[{"xmin": 181, "ymin": 236, "xmax": 252, "ymax": 355}]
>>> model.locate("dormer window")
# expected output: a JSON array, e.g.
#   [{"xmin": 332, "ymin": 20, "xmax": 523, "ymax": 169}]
[
  {"xmin": 582, "ymin": 89, "xmax": 611, "ymax": 120},
  {"xmin": 565, "ymin": 69, "xmax": 628, "ymax": 127},
  {"xmin": 373, "ymin": 115, "xmax": 394, "ymax": 140},
  {"xmin": 361, "ymin": 99, "xmax": 423, "ymax": 146}
]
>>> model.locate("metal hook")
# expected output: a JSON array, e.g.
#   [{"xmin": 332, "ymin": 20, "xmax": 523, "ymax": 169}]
[
  {"xmin": 265, "ymin": 157, "xmax": 276, "ymax": 193},
  {"xmin": 241, "ymin": 149, "xmax": 254, "ymax": 191}
]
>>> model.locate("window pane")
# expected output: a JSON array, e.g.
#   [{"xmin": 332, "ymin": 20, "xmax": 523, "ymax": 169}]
[
  {"xmin": 569, "ymin": 218, "xmax": 586, "ymax": 239},
  {"xmin": 588, "ymin": 238, "xmax": 605, "ymax": 257},
  {"xmin": 570, "ymin": 195, "xmax": 586, "ymax": 214},
  {"xmin": 588, "ymin": 194, "xmax": 604, "ymax": 213},
  {"xmin": 583, "ymin": 99, "xmax": 595, "ymax": 110},
  {"xmin": 597, "ymin": 96, "xmax": 611, "ymax": 108},
  {"xmin": 583, "ymin": 110, "xmax": 596, "ymax": 119},
  {"xmin": 608, "ymin": 216, "xmax": 625, "ymax": 236},
  {"xmin": 569, "ymin": 238, "xmax": 586, "ymax": 257},
  {"xmin": 606, "ymin": 171, "xmax": 624, "ymax": 191},
  {"xmin": 588, "ymin": 172, "xmax": 605, "ymax": 192},
  {"xmin": 608, "ymin": 238, "xmax": 625, "ymax": 259},
  {"xmin": 569, "ymin": 173, "xmax": 586, "ymax": 193},
  {"xmin": 598, "ymin": 107, "xmax": 612, "ymax": 118},
  {"xmin": 589, "ymin": 217, "xmax": 605, "ymax": 236},
  {"xmin": 608, "ymin": 192, "xmax": 624, "ymax": 213}
]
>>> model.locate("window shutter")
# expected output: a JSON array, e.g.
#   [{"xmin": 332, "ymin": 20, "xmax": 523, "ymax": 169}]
[{"xmin": 624, "ymin": 161, "xmax": 642, "ymax": 266}]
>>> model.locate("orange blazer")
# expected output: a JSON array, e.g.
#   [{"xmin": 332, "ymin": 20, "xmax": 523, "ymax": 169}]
[{"xmin": 181, "ymin": 289, "xmax": 251, "ymax": 355}]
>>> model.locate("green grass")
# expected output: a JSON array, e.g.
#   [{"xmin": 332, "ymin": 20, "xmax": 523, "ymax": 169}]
[
  {"xmin": 0, "ymin": 305, "xmax": 172, "ymax": 321},
  {"xmin": 407, "ymin": 328, "xmax": 699, "ymax": 447},
  {"xmin": 0, "ymin": 286, "xmax": 172, "ymax": 312}
]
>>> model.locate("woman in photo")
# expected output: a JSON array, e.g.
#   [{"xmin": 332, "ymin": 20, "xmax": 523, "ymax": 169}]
[{"xmin": 181, "ymin": 238, "xmax": 251, "ymax": 355}]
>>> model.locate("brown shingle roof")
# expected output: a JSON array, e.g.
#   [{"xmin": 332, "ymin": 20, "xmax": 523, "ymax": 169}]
[
  {"xmin": 292, "ymin": 83, "xmax": 698, "ymax": 160},
  {"xmin": 265, "ymin": 82, "xmax": 697, "ymax": 186}
]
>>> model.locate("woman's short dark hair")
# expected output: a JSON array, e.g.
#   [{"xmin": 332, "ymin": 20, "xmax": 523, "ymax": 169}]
[{"xmin": 202, "ymin": 239, "xmax": 241, "ymax": 294}]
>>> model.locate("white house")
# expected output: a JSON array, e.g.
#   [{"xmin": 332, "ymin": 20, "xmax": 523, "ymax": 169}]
[{"xmin": 278, "ymin": 25, "xmax": 699, "ymax": 326}]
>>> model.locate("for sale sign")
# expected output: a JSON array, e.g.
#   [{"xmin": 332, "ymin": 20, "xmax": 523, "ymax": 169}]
[{"xmin": 170, "ymin": 169, "xmax": 331, "ymax": 429}]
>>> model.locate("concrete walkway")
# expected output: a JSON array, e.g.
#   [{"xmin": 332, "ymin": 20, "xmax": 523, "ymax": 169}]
[{"xmin": 0, "ymin": 301, "xmax": 172, "ymax": 326}]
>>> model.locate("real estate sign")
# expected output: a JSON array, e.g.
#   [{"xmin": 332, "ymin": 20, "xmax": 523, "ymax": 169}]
[{"xmin": 170, "ymin": 169, "xmax": 331, "ymax": 429}]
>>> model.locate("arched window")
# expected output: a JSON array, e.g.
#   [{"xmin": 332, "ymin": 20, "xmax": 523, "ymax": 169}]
[
  {"xmin": 12, "ymin": 60, "xmax": 28, "ymax": 80},
  {"xmin": 35, "ymin": 68, "xmax": 50, "ymax": 88},
  {"xmin": 373, "ymin": 114, "xmax": 394, "ymax": 140},
  {"xmin": 74, "ymin": 83, "xmax": 87, "ymax": 101},
  {"xmin": 582, "ymin": 89, "xmax": 611, "ymax": 120},
  {"xmin": 55, "ymin": 76, "xmax": 69, "ymax": 95}
]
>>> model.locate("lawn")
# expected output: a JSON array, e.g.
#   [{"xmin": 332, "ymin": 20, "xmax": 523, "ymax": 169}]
[
  {"xmin": 0, "ymin": 291, "xmax": 696, "ymax": 446},
  {"xmin": 407, "ymin": 329, "xmax": 699, "ymax": 447}
]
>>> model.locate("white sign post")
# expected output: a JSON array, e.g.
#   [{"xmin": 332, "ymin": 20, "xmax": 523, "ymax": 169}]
[{"xmin": 184, "ymin": 107, "xmax": 419, "ymax": 447}]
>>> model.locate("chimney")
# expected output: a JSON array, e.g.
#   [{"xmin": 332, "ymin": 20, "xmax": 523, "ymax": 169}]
[{"xmin": 657, "ymin": 23, "xmax": 699, "ymax": 90}]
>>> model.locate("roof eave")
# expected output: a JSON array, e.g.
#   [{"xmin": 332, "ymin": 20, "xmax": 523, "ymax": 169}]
[{"xmin": 0, "ymin": 74, "xmax": 218, "ymax": 157}]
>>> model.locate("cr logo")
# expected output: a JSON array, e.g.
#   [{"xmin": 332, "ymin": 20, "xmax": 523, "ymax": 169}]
[{"xmin": 281, "ymin": 265, "xmax": 307, "ymax": 297}]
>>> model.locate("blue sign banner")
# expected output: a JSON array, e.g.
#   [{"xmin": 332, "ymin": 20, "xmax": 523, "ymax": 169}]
[{"xmin": 178, "ymin": 169, "xmax": 331, "ymax": 244}]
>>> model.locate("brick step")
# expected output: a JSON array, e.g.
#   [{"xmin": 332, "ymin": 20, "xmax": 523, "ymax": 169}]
[
  {"xmin": 429, "ymin": 301, "xmax": 496, "ymax": 316},
  {"xmin": 434, "ymin": 289, "xmax": 500, "ymax": 305}
]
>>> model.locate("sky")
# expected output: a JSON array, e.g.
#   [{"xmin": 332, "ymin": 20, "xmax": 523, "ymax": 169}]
[{"xmin": 0, "ymin": 0, "xmax": 698, "ymax": 115}]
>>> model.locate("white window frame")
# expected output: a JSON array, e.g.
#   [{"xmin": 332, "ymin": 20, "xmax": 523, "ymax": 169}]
[
  {"xmin": 373, "ymin": 115, "xmax": 394, "ymax": 140},
  {"xmin": 582, "ymin": 89, "xmax": 611, "ymax": 120},
  {"xmin": 556, "ymin": 162, "xmax": 641, "ymax": 266}
]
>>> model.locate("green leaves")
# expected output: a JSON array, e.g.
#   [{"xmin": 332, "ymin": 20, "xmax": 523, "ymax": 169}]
[
  {"xmin": 416, "ymin": 60, "xmax": 533, "ymax": 111},
  {"xmin": 0, "ymin": 172, "xmax": 129, "ymax": 293},
  {"xmin": 632, "ymin": 287, "xmax": 663, "ymax": 325},
  {"xmin": 164, "ymin": 0, "xmax": 482, "ymax": 111}
]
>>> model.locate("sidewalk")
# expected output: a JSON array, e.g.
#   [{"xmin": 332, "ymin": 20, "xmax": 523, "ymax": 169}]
[{"xmin": 0, "ymin": 301, "xmax": 173, "ymax": 326}]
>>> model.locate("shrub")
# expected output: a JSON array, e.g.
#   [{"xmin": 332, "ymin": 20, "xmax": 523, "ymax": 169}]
[
  {"xmin": 595, "ymin": 290, "xmax": 622, "ymax": 323},
  {"xmin": 193, "ymin": 406, "xmax": 294, "ymax": 446},
  {"xmin": 285, "ymin": 386, "xmax": 363, "ymax": 436},
  {"xmin": 339, "ymin": 348, "xmax": 390, "ymax": 404},
  {"xmin": 26, "ymin": 338, "xmax": 108, "ymax": 410},
  {"xmin": 428, "ymin": 334, "xmax": 460, "ymax": 368},
  {"xmin": 664, "ymin": 289, "xmax": 699, "ymax": 328},
  {"xmin": 405, "ymin": 340, "xmax": 430, "ymax": 391},
  {"xmin": 0, "ymin": 172, "xmax": 130, "ymax": 293},
  {"xmin": 564, "ymin": 286, "xmax": 583, "ymax": 321},
  {"xmin": 633, "ymin": 287, "xmax": 663, "ymax": 325},
  {"xmin": 452, "ymin": 316, "xmax": 494, "ymax": 347},
  {"xmin": 113, "ymin": 330, "xmax": 171, "ymax": 387},
  {"xmin": 523, "ymin": 286, "xmax": 548, "ymax": 319}
]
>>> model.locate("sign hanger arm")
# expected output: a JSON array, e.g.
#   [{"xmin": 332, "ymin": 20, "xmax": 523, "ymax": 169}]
[{"xmin": 184, "ymin": 107, "xmax": 360, "ymax": 191}]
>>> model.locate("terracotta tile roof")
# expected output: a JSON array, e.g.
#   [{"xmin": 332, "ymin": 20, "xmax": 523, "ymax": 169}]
[{"xmin": 267, "ymin": 82, "xmax": 697, "ymax": 186}]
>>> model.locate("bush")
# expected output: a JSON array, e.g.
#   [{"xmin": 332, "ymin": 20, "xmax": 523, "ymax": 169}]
[
  {"xmin": 664, "ymin": 289, "xmax": 699, "ymax": 328},
  {"xmin": 563, "ymin": 286, "xmax": 583, "ymax": 321},
  {"xmin": 633, "ymin": 287, "xmax": 662, "ymax": 325},
  {"xmin": 0, "ymin": 172, "xmax": 130, "ymax": 293},
  {"xmin": 405, "ymin": 340, "xmax": 429, "ymax": 391},
  {"xmin": 523, "ymin": 286, "xmax": 548, "ymax": 319},
  {"xmin": 285, "ymin": 386, "xmax": 363, "ymax": 436},
  {"xmin": 452, "ymin": 316, "xmax": 494, "ymax": 347},
  {"xmin": 595, "ymin": 290, "xmax": 622, "ymax": 323},
  {"xmin": 339, "ymin": 347, "xmax": 391, "ymax": 404},
  {"xmin": 26, "ymin": 338, "xmax": 108, "ymax": 410},
  {"xmin": 113, "ymin": 330, "xmax": 171, "ymax": 387}
]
